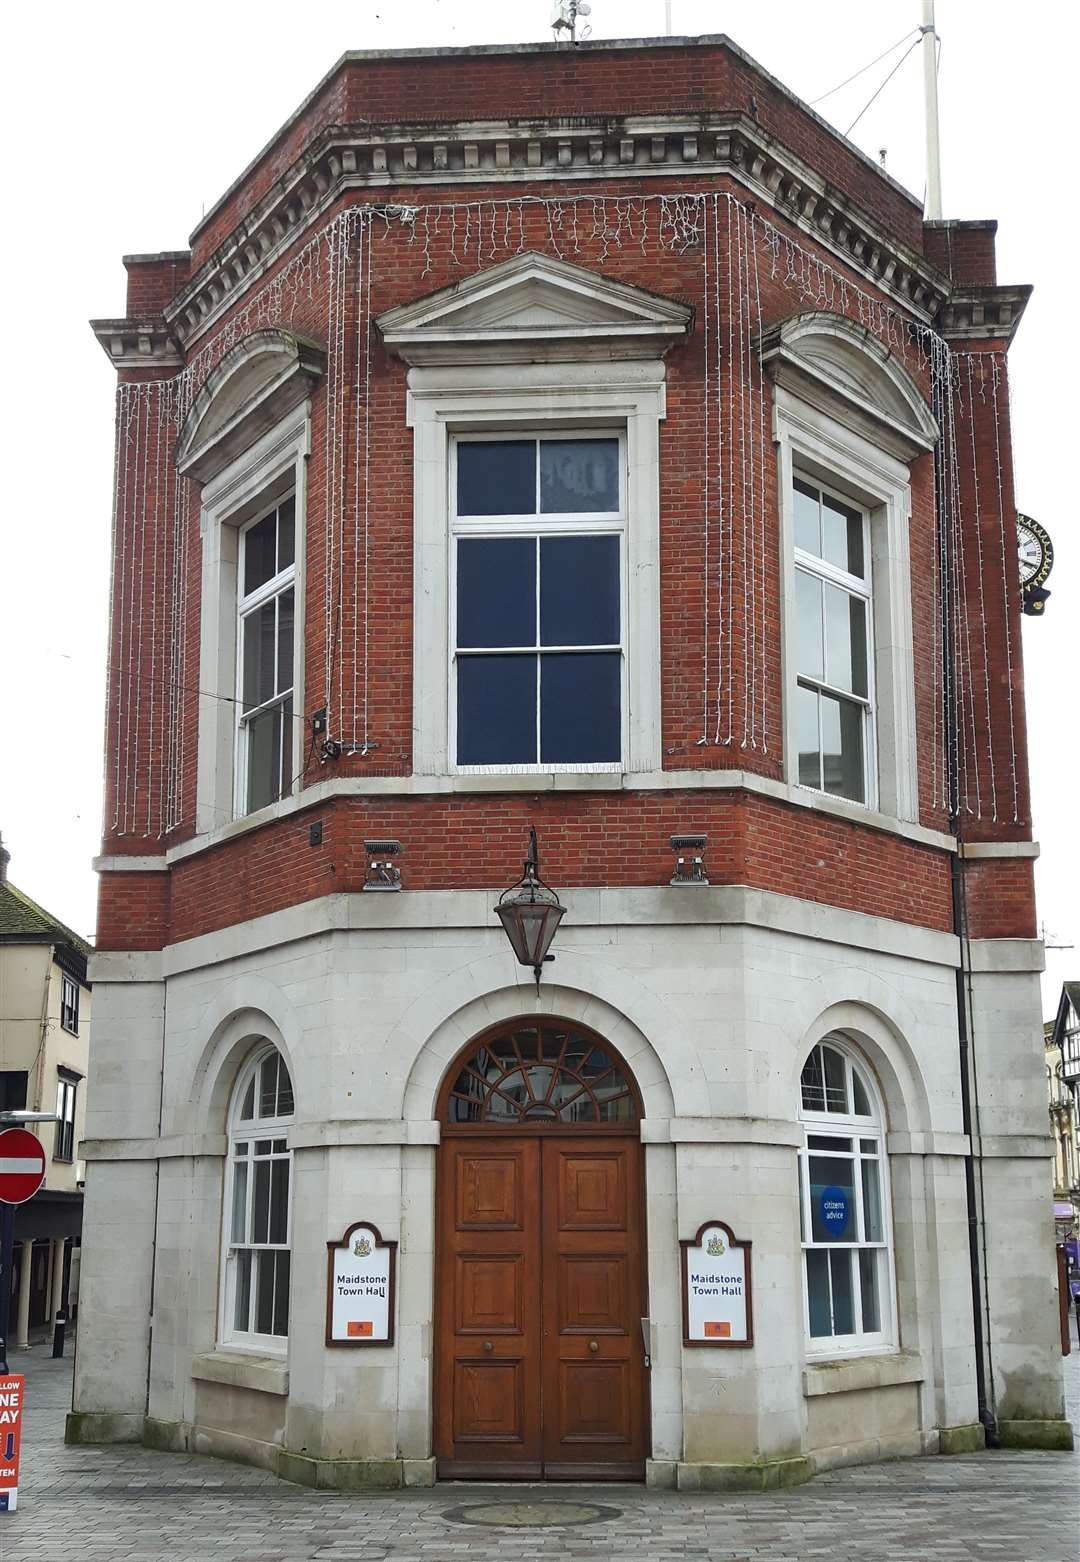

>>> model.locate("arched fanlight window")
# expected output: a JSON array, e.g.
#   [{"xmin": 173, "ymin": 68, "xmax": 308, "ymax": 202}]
[
  {"xmin": 444, "ymin": 1021, "xmax": 639, "ymax": 1124},
  {"xmin": 797, "ymin": 1038, "xmax": 896, "ymax": 1356},
  {"xmin": 221, "ymin": 1046, "xmax": 294, "ymax": 1349}
]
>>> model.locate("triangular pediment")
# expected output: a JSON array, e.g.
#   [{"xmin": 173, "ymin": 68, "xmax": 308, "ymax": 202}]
[{"xmin": 377, "ymin": 251, "xmax": 692, "ymax": 364}]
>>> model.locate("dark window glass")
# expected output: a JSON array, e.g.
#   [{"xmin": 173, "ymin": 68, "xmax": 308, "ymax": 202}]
[
  {"xmin": 457, "ymin": 538, "xmax": 536, "ymax": 648},
  {"xmin": 272, "ymin": 1251, "xmax": 290, "ymax": 1336},
  {"xmin": 809, "ymin": 1154, "xmax": 856, "ymax": 1242},
  {"xmin": 540, "ymin": 652, "xmax": 621, "ymax": 763},
  {"xmin": 247, "ymin": 705, "xmax": 283, "ymax": 813},
  {"xmin": 457, "ymin": 655, "xmax": 537, "ymax": 764},
  {"xmin": 540, "ymin": 536, "xmax": 620, "ymax": 646},
  {"xmin": 255, "ymin": 1250, "xmax": 276, "ymax": 1334},
  {"xmin": 277, "ymin": 497, "xmax": 295, "ymax": 570},
  {"xmin": 822, "ymin": 493, "xmax": 864, "ymax": 578},
  {"xmin": 244, "ymin": 512, "xmax": 278, "ymax": 593},
  {"xmin": 234, "ymin": 1250, "xmax": 252, "ymax": 1331},
  {"xmin": 540, "ymin": 439, "xmax": 619, "ymax": 513},
  {"xmin": 830, "ymin": 1249, "xmax": 855, "ymax": 1333},
  {"xmin": 0, "ymin": 1072, "xmax": 28, "ymax": 1113},
  {"xmin": 806, "ymin": 1249, "xmax": 831, "ymax": 1336},
  {"xmin": 457, "ymin": 441, "xmax": 536, "ymax": 516},
  {"xmin": 243, "ymin": 601, "xmax": 277, "ymax": 711},
  {"xmin": 277, "ymin": 590, "xmax": 294, "ymax": 693},
  {"xmin": 820, "ymin": 694, "xmax": 864, "ymax": 803}
]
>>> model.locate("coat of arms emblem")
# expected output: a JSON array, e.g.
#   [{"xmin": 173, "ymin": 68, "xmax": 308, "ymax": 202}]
[
  {"xmin": 706, "ymin": 1231, "xmax": 726, "ymax": 1257},
  {"xmin": 353, "ymin": 1234, "xmax": 372, "ymax": 1258}
]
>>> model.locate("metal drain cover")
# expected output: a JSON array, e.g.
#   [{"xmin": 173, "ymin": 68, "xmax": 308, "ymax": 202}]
[{"xmin": 443, "ymin": 1500, "xmax": 620, "ymax": 1528}]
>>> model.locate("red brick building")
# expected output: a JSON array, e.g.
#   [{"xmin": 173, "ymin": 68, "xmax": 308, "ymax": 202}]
[{"xmin": 69, "ymin": 35, "xmax": 1069, "ymax": 1487}]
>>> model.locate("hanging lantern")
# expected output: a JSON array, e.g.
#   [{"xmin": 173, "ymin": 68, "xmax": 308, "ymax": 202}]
[{"xmin": 494, "ymin": 826, "xmax": 566, "ymax": 992}]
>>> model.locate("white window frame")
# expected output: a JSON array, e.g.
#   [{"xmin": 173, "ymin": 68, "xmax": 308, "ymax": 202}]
[
  {"xmin": 792, "ymin": 472, "xmax": 877, "ymax": 810},
  {"xmin": 219, "ymin": 1046, "xmax": 294, "ymax": 1356},
  {"xmin": 798, "ymin": 1037, "xmax": 898, "ymax": 1360},
  {"xmin": 775, "ymin": 385, "xmax": 918, "ymax": 825},
  {"xmin": 59, "ymin": 974, "xmax": 80, "ymax": 1036},
  {"xmin": 54, "ymin": 1070, "xmax": 79, "ymax": 1163},
  {"xmin": 196, "ymin": 410, "xmax": 309, "ymax": 835},
  {"xmin": 408, "ymin": 363, "xmax": 664, "ymax": 779},
  {"xmin": 449, "ymin": 429, "xmax": 628, "ymax": 774},
  {"xmin": 234, "ymin": 498, "xmax": 297, "ymax": 817}
]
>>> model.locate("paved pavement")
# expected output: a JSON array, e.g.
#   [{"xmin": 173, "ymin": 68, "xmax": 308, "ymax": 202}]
[{"xmin": 2, "ymin": 1339, "xmax": 1077, "ymax": 1561}]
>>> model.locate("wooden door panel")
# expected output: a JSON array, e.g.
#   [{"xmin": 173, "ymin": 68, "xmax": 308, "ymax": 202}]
[
  {"xmin": 559, "ymin": 1361, "xmax": 631, "ymax": 1443},
  {"xmin": 558, "ymin": 1255, "xmax": 627, "ymax": 1332},
  {"xmin": 456, "ymin": 1153, "xmax": 524, "ymax": 1228},
  {"xmin": 454, "ymin": 1254, "xmax": 524, "ymax": 1333},
  {"xmin": 556, "ymin": 1152, "xmax": 627, "ymax": 1230},
  {"xmin": 453, "ymin": 1360, "xmax": 525, "ymax": 1442}
]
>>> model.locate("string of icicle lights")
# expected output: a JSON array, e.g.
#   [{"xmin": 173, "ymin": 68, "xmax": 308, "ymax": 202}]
[{"xmin": 105, "ymin": 190, "xmax": 1022, "ymax": 838}]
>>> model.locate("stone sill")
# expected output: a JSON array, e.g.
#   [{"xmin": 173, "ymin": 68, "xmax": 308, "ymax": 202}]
[
  {"xmin": 803, "ymin": 1350, "xmax": 923, "ymax": 1398},
  {"xmin": 191, "ymin": 1350, "xmax": 289, "ymax": 1397}
]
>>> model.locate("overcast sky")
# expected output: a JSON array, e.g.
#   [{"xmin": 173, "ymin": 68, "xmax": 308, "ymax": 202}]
[{"xmin": 1, "ymin": 1, "xmax": 1075, "ymax": 1016}]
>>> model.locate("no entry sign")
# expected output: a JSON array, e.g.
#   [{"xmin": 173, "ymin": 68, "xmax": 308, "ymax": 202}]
[{"xmin": 0, "ymin": 1130, "xmax": 46, "ymax": 1206}]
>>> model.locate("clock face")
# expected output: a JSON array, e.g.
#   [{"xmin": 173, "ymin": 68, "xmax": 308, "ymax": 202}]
[{"xmin": 1016, "ymin": 514, "xmax": 1053, "ymax": 589}]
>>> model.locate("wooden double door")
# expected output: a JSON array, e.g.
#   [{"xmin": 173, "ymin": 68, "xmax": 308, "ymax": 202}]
[{"xmin": 435, "ymin": 1133, "xmax": 648, "ymax": 1480}]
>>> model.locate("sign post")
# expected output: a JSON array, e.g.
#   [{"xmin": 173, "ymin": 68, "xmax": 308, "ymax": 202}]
[{"xmin": 0, "ymin": 1127, "xmax": 46, "ymax": 1512}]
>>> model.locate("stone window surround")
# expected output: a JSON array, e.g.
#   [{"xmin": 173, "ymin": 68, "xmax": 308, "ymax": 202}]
[
  {"xmin": 196, "ymin": 409, "xmax": 310, "ymax": 837},
  {"xmin": 774, "ymin": 386, "xmax": 920, "ymax": 826},
  {"xmin": 408, "ymin": 361, "xmax": 665, "ymax": 779}
]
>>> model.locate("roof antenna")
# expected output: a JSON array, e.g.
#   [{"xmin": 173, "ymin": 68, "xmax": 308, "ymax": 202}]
[
  {"xmin": 551, "ymin": 1, "xmax": 591, "ymax": 44},
  {"xmin": 920, "ymin": 0, "xmax": 943, "ymax": 217}
]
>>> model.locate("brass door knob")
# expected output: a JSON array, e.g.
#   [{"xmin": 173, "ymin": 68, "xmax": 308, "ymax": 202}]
[
  {"xmin": 483, "ymin": 1341, "xmax": 493, "ymax": 1352},
  {"xmin": 589, "ymin": 1340, "xmax": 599, "ymax": 1352}
]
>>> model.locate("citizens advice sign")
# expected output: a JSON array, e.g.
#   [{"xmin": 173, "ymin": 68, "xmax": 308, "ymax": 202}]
[
  {"xmin": 680, "ymin": 1220, "xmax": 753, "ymax": 1347},
  {"xmin": 326, "ymin": 1222, "xmax": 397, "ymax": 1346}
]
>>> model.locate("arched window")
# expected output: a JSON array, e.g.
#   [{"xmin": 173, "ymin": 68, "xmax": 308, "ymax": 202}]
[
  {"xmin": 221, "ymin": 1047, "xmax": 294, "ymax": 1349},
  {"xmin": 443, "ymin": 1021, "xmax": 639, "ymax": 1124},
  {"xmin": 798, "ymin": 1038, "xmax": 895, "ymax": 1356}
]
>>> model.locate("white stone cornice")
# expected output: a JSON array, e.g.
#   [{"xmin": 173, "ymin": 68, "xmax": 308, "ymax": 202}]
[
  {"xmin": 90, "ymin": 316, "xmax": 183, "ymax": 369},
  {"xmin": 938, "ymin": 285, "xmax": 1032, "ymax": 344},
  {"xmin": 164, "ymin": 114, "xmax": 952, "ymax": 356}
]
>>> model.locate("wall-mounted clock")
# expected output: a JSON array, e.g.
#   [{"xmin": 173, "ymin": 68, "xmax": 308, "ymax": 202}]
[{"xmin": 1017, "ymin": 513, "xmax": 1053, "ymax": 616}]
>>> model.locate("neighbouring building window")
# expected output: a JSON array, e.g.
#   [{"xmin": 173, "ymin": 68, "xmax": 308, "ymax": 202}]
[
  {"xmin": 60, "ymin": 974, "xmax": 80, "ymax": 1035},
  {"xmin": 55, "ymin": 1070, "xmax": 80, "ymax": 1162},
  {"xmin": 0, "ymin": 1071, "xmax": 29, "ymax": 1113},
  {"xmin": 792, "ymin": 476, "xmax": 874, "ymax": 805},
  {"xmin": 451, "ymin": 434, "xmax": 625, "ymax": 769},
  {"xmin": 798, "ymin": 1039, "xmax": 895, "ymax": 1356},
  {"xmin": 237, "ymin": 497, "xmax": 295, "ymax": 816},
  {"xmin": 221, "ymin": 1047, "xmax": 294, "ymax": 1350}
]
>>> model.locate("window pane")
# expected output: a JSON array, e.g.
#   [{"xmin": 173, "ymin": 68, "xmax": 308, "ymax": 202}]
[
  {"xmin": 260, "ymin": 1055, "xmax": 280, "ymax": 1119},
  {"xmin": 800, "ymin": 1046, "xmax": 826, "ymax": 1113},
  {"xmin": 457, "ymin": 538, "xmax": 536, "ymax": 648},
  {"xmin": 830, "ymin": 1249, "xmax": 855, "ymax": 1334},
  {"xmin": 852, "ymin": 1072, "xmax": 872, "ymax": 1117},
  {"xmin": 809, "ymin": 1154, "xmax": 855, "ymax": 1242},
  {"xmin": 807, "ymin": 1134, "xmax": 851, "ymax": 1152},
  {"xmin": 269, "ymin": 1159, "xmax": 289, "ymax": 1245},
  {"xmin": 859, "ymin": 1249, "xmax": 881, "ymax": 1332},
  {"xmin": 233, "ymin": 1249, "xmax": 252, "ymax": 1332},
  {"xmin": 540, "ymin": 536, "xmax": 620, "ymax": 647},
  {"xmin": 277, "ymin": 590, "xmax": 294, "ymax": 693},
  {"xmin": 806, "ymin": 1249, "xmax": 831, "ymax": 1336},
  {"xmin": 255, "ymin": 1250, "xmax": 276, "ymax": 1334},
  {"xmin": 795, "ymin": 683, "xmax": 820, "ymax": 789},
  {"xmin": 252, "ymin": 1160, "xmax": 271, "ymax": 1244},
  {"xmin": 824, "ymin": 584, "xmax": 867, "ymax": 698},
  {"xmin": 793, "ymin": 477, "xmax": 820, "ymax": 555},
  {"xmin": 244, "ymin": 513, "xmax": 277, "ymax": 594},
  {"xmin": 280, "ymin": 696, "xmax": 293, "ymax": 800},
  {"xmin": 276, "ymin": 1061, "xmax": 294, "ymax": 1118},
  {"xmin": 861, "ymin": 1158, "xmax": 883, "ymax": 1242},
  {"xmin": 246, "ymin": 704, "xmax": 282, "ymax": 813},
  {"xmin": 457, "ymin": 440, "xmax": 536, "ymax": 515},
  {"xmin": 231, "ymin": 1160, "xmax": 248, "ymax": 1243},
  {"xmin": 457, "ymin": 654, "xmax": 537, "ymax": 764},
  {"xmin": 242, "ymin": 601, "xmax": 277, "ymax": 711},
  {"xmin": 272, "ymin": 1251, "xmax": 291, "ymax": 1336},
  {"xmin": 822, "ymin": 493, "xmax": 864, "ymax": 577},
  {"xmin": 795, "ymin": 570, "xmax": 823, "ymax": 679},
  {"xmin": 240, "ymin": 1074, "xmax": 256, "ymax": 1121},
  {"xmin": 540, "ymin": 652, "xmax": 621, "ymax": 764},
  {"xmin": 820, "ymin": 693, "xmax": 864, "ymax": 802},
  {"xmin": 823, "ymin": 1046, "xmax": 847, "ymax": 1113},
  {"xmin": 540, "ymin": 439, "xmax": 619, "ymax": 513},
  {"xmin": 277, "ymin": 497, "xmax": 295, "ymax": 571}
]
